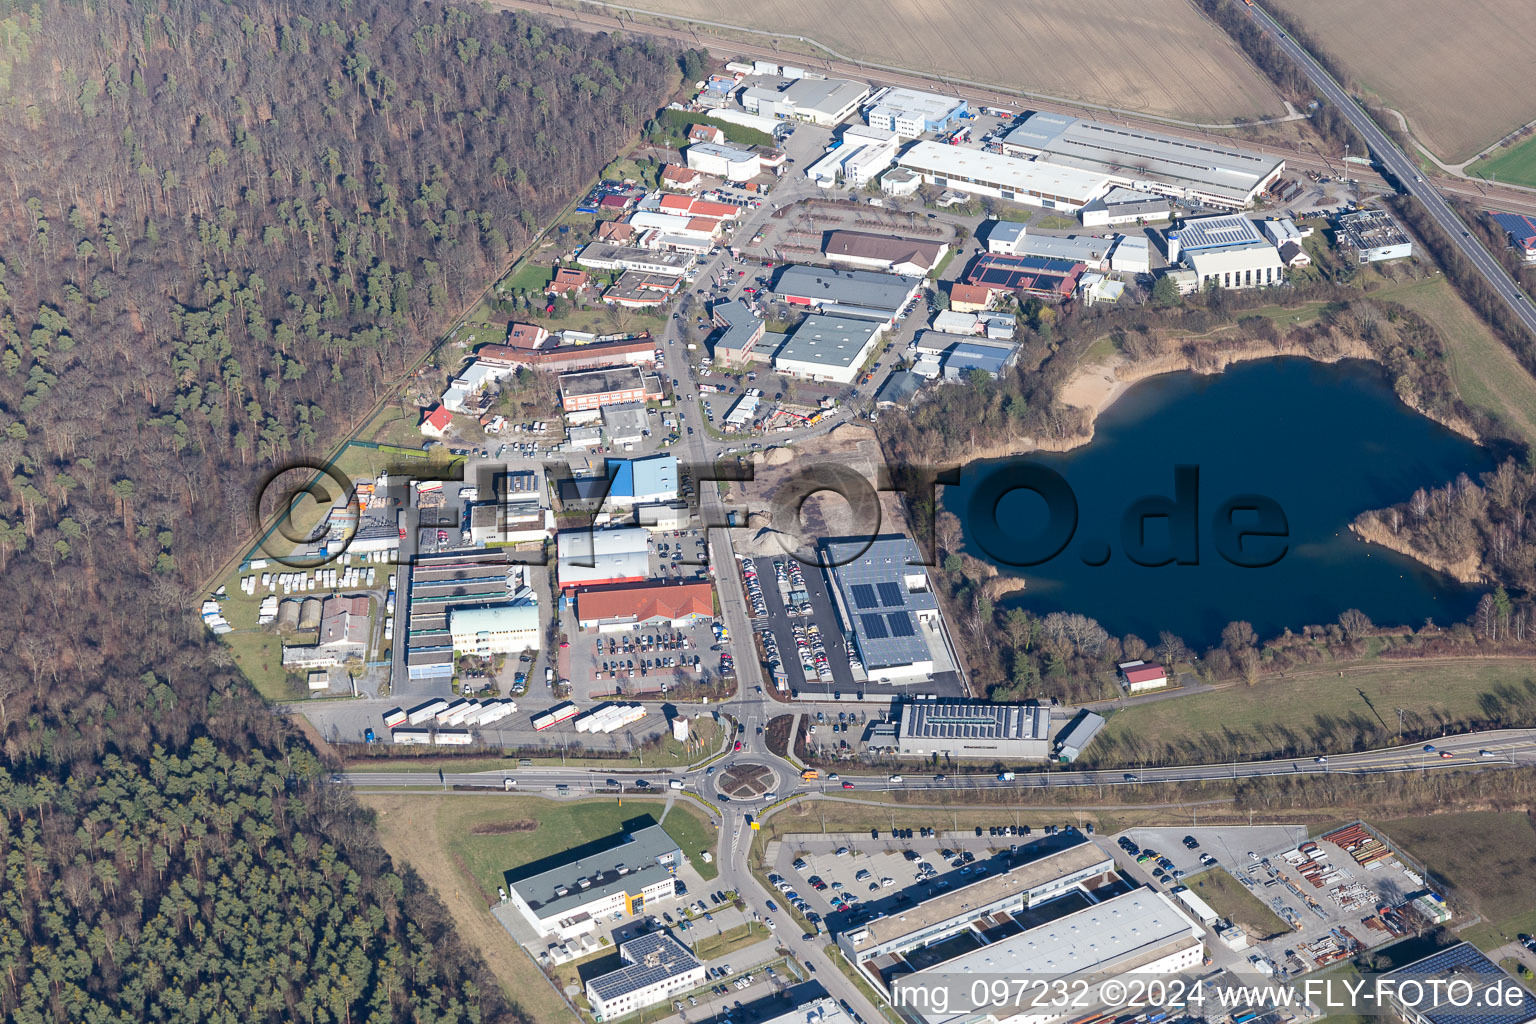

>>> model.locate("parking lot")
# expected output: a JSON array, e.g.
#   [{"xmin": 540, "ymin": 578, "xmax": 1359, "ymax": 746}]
[
  {"xmin": 769, "ymin": 829, "xmax": 1077, "ymax": 936},
  {"xmin": 560, "ymin": 524, "xmax": 724, "ymax": 702}
]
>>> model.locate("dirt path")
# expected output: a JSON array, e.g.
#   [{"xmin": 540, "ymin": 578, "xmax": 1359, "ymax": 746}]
[{"xmin": 361, "ymin": 794, "xmax": 569, "ymax": 1022}]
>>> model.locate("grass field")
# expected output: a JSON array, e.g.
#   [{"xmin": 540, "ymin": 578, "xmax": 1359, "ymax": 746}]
[
  {"xmin": 601, "ymin": 0, "xmax": 1284, "ymax": 122},
  {"xmin": 1184, "ymin": 867, "xmax": 1290, "ymax": 940},
  {"xmin": 1468, "ymin": 134, "xmax": 1536, "ymax": 190},
  {"xmin": 1373, "ymin": 811, "xmax": 1536, "ymax": 951},
  {"xmin": 362, "ymin": 793, "xmax": 571, "ymax": 1019},
  {"xmin": 1267, "ymin": 0, "xmax": 1536, "ymax": 162},
  {"xmin": 1373, "ymin": 275, "xmax": 1536, "ymax": 446},
  {"xmin": 1091, "ymin": 656, "xmax": 1536, "ymax": 766}
]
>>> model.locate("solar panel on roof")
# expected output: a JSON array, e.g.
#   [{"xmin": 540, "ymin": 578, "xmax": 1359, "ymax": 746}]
[
  {"xmin": 877, "ymin": 581, "xmax": 905, "ymax": 607},
  {"xmin": 851, "ymin": 583, "xmax": 878, "ymax": 609},
  {"xmin": 860, "ymin": 614, "xmax": 889, "ymax": 639},
  {"xmin": 887, "ymin": 612, "xmax": 915, "ymax": 637}
]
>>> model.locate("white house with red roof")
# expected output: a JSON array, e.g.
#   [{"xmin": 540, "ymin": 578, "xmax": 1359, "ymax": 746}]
[
  {"xmin": 1119, "ymin": 661, "xmax": 1169, "ymax": 694},
  {"xmin": 419, "ymin": 404, "xmax": 453, "ymax": 438}
]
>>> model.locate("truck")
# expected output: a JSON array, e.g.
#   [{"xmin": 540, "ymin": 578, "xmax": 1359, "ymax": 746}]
[
  {"xmin": 433, "ymin": 729, "xmax": 473, "ymax": 746},
  {"xmin": 382, "ymin": 707, "xmax": 409, "ymax": 729},
  {"xmin": 801, "ymin": 769, "xmax": 819, "ymax": 781},
  {"xmin": 393, "ymin": 728, "xmax": 433, "ymax": 745},
  {"xmin": 997, "ymin": 771, "xmax": 1015, "ymax": 782}
]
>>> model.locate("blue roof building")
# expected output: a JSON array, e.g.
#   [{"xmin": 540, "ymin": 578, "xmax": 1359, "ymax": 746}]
[{"xmin": 607, "ymin": 454, "xmax": 678, "ymax": 506}]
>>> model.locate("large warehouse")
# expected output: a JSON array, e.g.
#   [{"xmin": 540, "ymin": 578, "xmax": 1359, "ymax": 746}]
[
  {"xmin": 506, "ymin": 824, "xmax": 681, "ymax": 941},
  {"xmin": 822, "ymin": 535, "xmax": 944, "ymax": 683},
  {"xmin": 1001, "ymin": 112, "xmax": 1284, "ymax": 210},
  {"xmin": 838, "ymin": 832, "xmax": 1115, "ymax": 963},
  {"xmin": 774, "ymin": 265, "xmax": 922, "ymax": 325},
  {"xmin": 556, "ymin": 526, "xmax": 651, "ymax": 591},
  {"xmin": 685, "ymin": 142, "xmax": 760, "ymax": 182},
  {"xmin": 447, "ymin": 603, "xmax": 541, "ymax": 657},
  {"xmin": 863, "ymin": 86, "xmax": 967, "ymax": 137},
  {"xmin": 1169, "ymin": 214, "xmax": 1286, "ymax": 291},
  {"xmin": 771, "ymin": 313, "xmax": 885, "ymax": 384},
  {"xmin": 744, "ymin": 76, "xmax": 871, "ymax": 126},
  {"xmin": 897, "ymin": 699, "xmax": 1051, "ymax": 759},
  {"xmin": 804, "ymin": 124, "xmax": 900, "ymax": 187},
  {"xmin": 897, "ymin": 141, "xmax": 1111, "ymax": 211},
  {"xmin": 575, "ymin": 579, "xmax": 715, "ymax": 631},
  {"xmin": 891, "ymin": 888, "xmax": 1205, "ymax": 1024},
  {"xmin": 823, "ymin": 230, "xmax": 948, "ymax": 275}
]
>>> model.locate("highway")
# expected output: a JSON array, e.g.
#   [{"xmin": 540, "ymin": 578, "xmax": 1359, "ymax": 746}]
[
  {"xmin": 1246, "ymin": 3, "xmax": 1536, "ymax": 338},
  {"xmin": 342, "ymin": 726, "xmax": 1536, "ymax": 793}
]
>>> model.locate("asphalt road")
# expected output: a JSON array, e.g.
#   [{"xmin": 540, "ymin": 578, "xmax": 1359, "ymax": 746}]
[
  {"xmin": 343, "ymin": 726, "xmax": 1536, "ymax": 794},
  {"xmin": 1245, "ymin": 4, "xmax": 1536, "ymax": 336}
]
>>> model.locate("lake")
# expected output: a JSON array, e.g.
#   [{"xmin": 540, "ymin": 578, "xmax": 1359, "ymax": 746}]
[{"xmin": 948, "ymin": 358, "xmax": 1504, "ymax": 644}]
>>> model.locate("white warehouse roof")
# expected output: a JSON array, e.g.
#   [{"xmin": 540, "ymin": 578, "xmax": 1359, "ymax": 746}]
[{"xmin": 898, "ymin": 142, "xmax": 1111, "ymax": 206}]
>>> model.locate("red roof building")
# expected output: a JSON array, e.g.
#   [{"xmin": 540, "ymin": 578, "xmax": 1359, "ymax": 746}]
[
  {"xmin": 948, "ymin": 283, "xmax": 994, "ymax": 312},
  {"xmin": 575, "ymin": 579, "xmax": 715, "ymax": 628},
  {"xmin": 599, "ymin": 194, "xmax": 632, "ymax": 211},
  {"xmin": 687, "ymin": 123, "xmax": 725, "ymax": 145},
  {"xmin": 420, "ymin": 404, "xmax": 453, "ymax": 438},
  {"xmin": 657, "ymin": 194, "xmax": 740, "ymax": 221},
  {"xmin": 548, "ymin": 267, "xmax": 590, "ymax": 295},
  {"xmin": 597, "ymin": 220, "xmax": 637, "ymax": 243},
  {"xmin": 505, "ymin": 322, "xmax": 551, "ymax": 351},
  {"xmin": 1122, "ymin": 663, "xmax": 1169, "ymax": 693},
  {"xmin": 478, "ymin": 336, "xmax": 656, "ymax": 374},
  {"xmin": 661, "ymin": 164, "xmax": 703, "ymax": 190}
]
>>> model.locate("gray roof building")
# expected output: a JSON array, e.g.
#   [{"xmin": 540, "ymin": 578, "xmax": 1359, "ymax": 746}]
[
  {"xmin": 875, "ymin": 370, "xmax": 922, "ymax": 407},
  {"xmin": 782, "ymin": 76, "xmax": 870, "ymax": 124},
  {"xmin": 508, "ymin": 823, "xmax": 680, "ymax": 926},
  {"xmin": 1055, "ymin": 709, "xmax": 1106, "ymax": 762},
  {"xmin": 711, "ymin": 298, "xmax": 765, "ymax": 362},
  {"xmin": 1001, "ymin": 112, "xmax": 1284, "ymax": 209},
  {"xmin": 772, "ymin": 313, "xmax": 884, "ymax": 383},
  {"xmin": 774, "ymin": 265, "xmax": 921, "ymax": 321},
  {"xmin": 898, "ymin": 699, "xmax": 1050, "ymax": 759},
  {"xmin": 822, "ymin": 535, "xmax": 940, "ymax": 679}
]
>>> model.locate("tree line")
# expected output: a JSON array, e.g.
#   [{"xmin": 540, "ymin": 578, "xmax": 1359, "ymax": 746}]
[{"xmin": 0, "ymin": 0, "xmax": 683, "ymax": 1018}]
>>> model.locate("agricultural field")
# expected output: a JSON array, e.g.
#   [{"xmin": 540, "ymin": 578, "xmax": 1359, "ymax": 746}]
[
  {"xmin": 1267, "ymin": 0, "xmax": 1536, "ymax": 163},
  {"xmin": 1468, "ymin": 134, "xmax": 1536, "ymax": 190},
  {"xmin": 603, "ymin": 0, "xmax": 1286, "ymax": 122}
]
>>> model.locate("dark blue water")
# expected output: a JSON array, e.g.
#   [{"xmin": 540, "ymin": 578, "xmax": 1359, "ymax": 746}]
[{"xmin": 947, "ymin": 358, "xmax": 1503, "ymax": 644}]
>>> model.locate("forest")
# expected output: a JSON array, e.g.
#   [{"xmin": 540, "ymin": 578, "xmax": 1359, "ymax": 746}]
[{"xmin": 0, "ymin": 0, "xmax": 681, "ymax": 1018}]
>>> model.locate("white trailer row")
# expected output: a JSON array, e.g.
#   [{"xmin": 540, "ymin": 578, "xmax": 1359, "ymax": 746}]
[
  {"xmin": 392, "ymin": 727, "xmax": 473, "ymax": 746},
  {"xmin": 248, "ymin": 563, "xmax": 390, "ymax": 596},
  {"xmin": 574, "ymin": 703, "xmax": 647, "ymax": 734},
  {"xmin": 407, "ymin": 698, "xmax": 449, "ymax": 725}
]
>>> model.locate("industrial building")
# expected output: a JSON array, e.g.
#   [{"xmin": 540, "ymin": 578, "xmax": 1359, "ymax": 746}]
[
  {"xmin": 557, "ymin": 526, "xmax": 651, "ymax": 591},
  {"xmin": 685, "ymin": 142, "xmax": 760, "ymax": 182},
  {"xmin": 404, "ymin": 552, "xmax": 533, "ymax": 682},
  {"xmin": 892, "ymin": 888, "xmax": 1204, "ymax": 1024},
  {"xmin": 963, "ymin": 253, "xmax": 1086, "ymax": 300},
  {"xmin": 760, "ymin": 998, "xmax": 856, "ymax": 1024},
  {"xmin": 575, "ymin": 579, "xmax": 715, "ymax": 631},
  {"xmin": 1187, "ymin": 243, "xmax": 1284, "ymax": 290},
  {"xmin": 1054, "ymin": 709, "xmax": 1105, "ymax": 762},
  {"xmin": 1174, "ymin": 213, "xmax": 1269, "ymax": 253},
  {"xmin": 1336, "ymin": 209, "xmax": 1414, "ymax": 263},
  {"xmin": 986, "ymin": 221, "xmax": 1029, "ymax": 255},
  {"xmin": 774, "ymin": 265, "xmax": 923, "ymax": 324},
  {"xmin": 506, "ymin": 823, "xmax": 681, "ymax": 941},
  {"xmin": 575, "ymin": 244, "xmax": 694, "ymax": 276},
  {"xmin": 771, "ymin": 313, "xmax": 885, "ymax": 384},
  {"xmin": 477, "ymin": 334, "xmax": 658, "ymax": 376},
  {"xmin": 977, "ymin": 229, "xmax": 1116, "ymax": 270},
  {"xmin": 823, "ymin": 230, "xmax": 948, "ymax": 275},
  {"xmin": 1001, "ymin": 112, "xmax": 1284, "ymax": 210},
  {"xmin": 1079, "ymin": 186, "xmax": 1171, "ymax": 227},
  {"xmin": 839, "ymin": 833, "xmax": 1116, "ymax": 963},
  {"xmin": 448, "ymin": 603, "xmax": 540, "ymax": 657},
  {"xmin": 897, "ymin": 699, "xmax": 1050, "ymax": 759},
  {"xmin": 467, "ymin": 498, "xmax": 552, "ymax": 546},
  {"xmin": 585, "ymin": 931, "xmax": 706, "ymax": 1021},
  {"xmin": 1109, "ymin": 235, "xmax": 1151, "ymax": 274},
  {"xmin": 804, "ymin": 125, "xmax": 900, "ymax": 187},
  {"xmin": 863, "ymin": 86, "xmax": 968, "ymax": 138},
  {"xmin": 1383, "ymin": 943, "xmax": 1536, "ymax": 1024},
  {"xmin": 1490, "ymin": 211, "xmax": 1536, "ymax": 262},
  {"xmin": 822, "ymin": 535, "xmax": 944, "ymax": 683},
  {"xmin": 603, "ymin": 271, "xmax": 683, "ymax": 308},
  {"xmin": 910, "ymin": 331, "xmax": 1019, "ymax": 380},
  {"xmin": 743, "ymin": 76, "xmax": 870, "ymax": 126},
  {"xmin": 601, "ymin": 403, "xmax": 649, "ymax": 446},
  {"xmin": 559, "ymin": 366, "xmax": 659, "ymax": 414},
  {"xmin": 880, "ymin": 166, "xmax": 923, "ymax": 197},
  {"xmin": 711, "ymin": 298, "xmax": 766, "ymax": 363},
  {"xmin": 317, "ymin": 595, "xmax": 370, "ymax": 657},
  {"xmin": 605, "ymin": 454, "xmax": 678, "ymax": 506},
  {"xmin": 897, "ymin": 142, "xmax": 1111, "ymax": 210}
]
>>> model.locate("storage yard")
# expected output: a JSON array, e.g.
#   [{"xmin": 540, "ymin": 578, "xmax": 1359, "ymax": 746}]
[
  {"xmin": 613, "ymin": 0, "xmax": 1287, "ymax": 123},
  {"xmin": 1267, "ymin": 0, "xmax": 1536, "ymax": 162}
]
